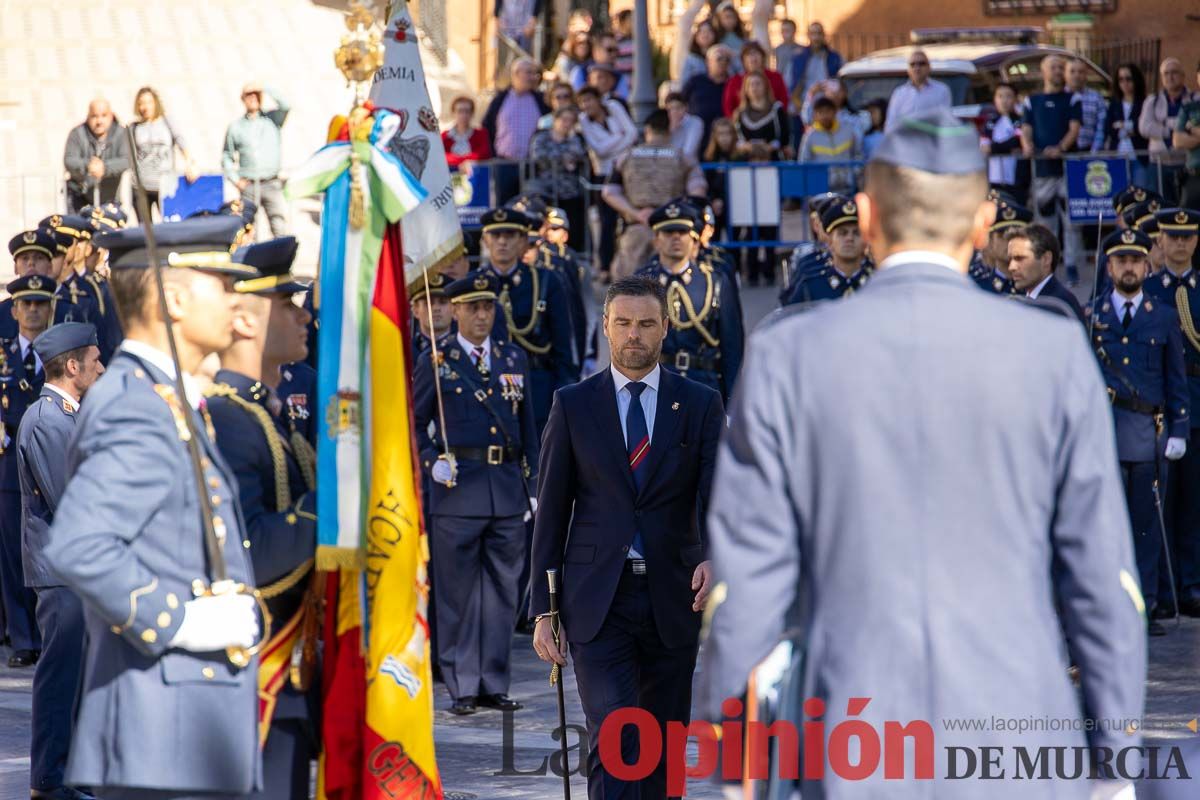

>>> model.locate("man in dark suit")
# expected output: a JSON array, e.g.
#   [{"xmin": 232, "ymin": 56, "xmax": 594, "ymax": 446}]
[
  {"xmin": 1006, "ymin": 222, "xmax": 1086, "ymax": 323},
  {"xmin": 17, "ymin": 323, "xmax": 105, "ymax": 800},
  {"xmin": 530, "ymin": 275, "xmax": 725, "ymax": 800}
]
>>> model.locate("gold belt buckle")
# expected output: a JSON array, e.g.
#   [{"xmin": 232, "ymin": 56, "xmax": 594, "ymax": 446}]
[
  {"xmin": 487, "ymin": 445, "xmax": 504, "ymax": 465},
  {"xmin": 674, "ymin": 351, "xmax": 691, "ymax": 371}
]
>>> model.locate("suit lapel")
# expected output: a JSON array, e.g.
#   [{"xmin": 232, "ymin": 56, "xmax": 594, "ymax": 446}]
[
  {"xmin": 591, "ymin": 371, "xmax": 637, "ymax": 495},
  {"xmin": 637, "ymin": 369, "xmax": 683, "ymax": 497}
]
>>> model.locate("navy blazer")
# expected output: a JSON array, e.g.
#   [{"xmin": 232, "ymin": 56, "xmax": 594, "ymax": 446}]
[
  {"xmin": 529, "ymin": 366, "xmax": 724, "ymax": 648},
  {"xmin": 1036, "ymin": 275, "xmax": 1085, "ymax": 324}
]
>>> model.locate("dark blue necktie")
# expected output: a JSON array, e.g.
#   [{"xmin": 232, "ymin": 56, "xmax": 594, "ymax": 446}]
[{"xmin": 626, "ymin": 381, "xmax": 649, "ymax": 555}]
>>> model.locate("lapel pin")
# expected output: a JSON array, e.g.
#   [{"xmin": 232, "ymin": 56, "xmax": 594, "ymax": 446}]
[{"xmin": 671, "ymin": 402, "xmax": 680, "ymax": 411}]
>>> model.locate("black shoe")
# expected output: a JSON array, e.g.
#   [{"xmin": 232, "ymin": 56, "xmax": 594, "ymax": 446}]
[
  {"xmin": 32, "ymin": 787, "xmax": 97, "ymax": 800},
  {"xmin": 8, "ymin": 649, "xmax": 38, "ymax": 668},
  {"xmin": 449, "ymin": 696, "xmax": 477, "ymax": 715},
  {"xmin": 1151, "ymin": 604, "xmax": 1176, "ymax": 620},
  {"xmin": 477, "ymin": 693, "xmax": 522, "ymax": 711},
  {"xmin": 1148, "ymin": 619, "xmax": 1168, "ymax": 637}
]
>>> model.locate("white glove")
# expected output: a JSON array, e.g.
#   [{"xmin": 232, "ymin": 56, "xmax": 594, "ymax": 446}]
[
  {"xmin": 431, "ymin": 459, "xmax": 455, "ymax": 486},
  {"xmin": 1165, "ymin": 437, "xmax": 1187, "ymax": 461},
  {"xmin": 168, "ymin": 593, "xmax": 259, "ymax": 652},
  {"xmin": 524, "ymin": 496, "xmax": 539, "ymax": 523}
]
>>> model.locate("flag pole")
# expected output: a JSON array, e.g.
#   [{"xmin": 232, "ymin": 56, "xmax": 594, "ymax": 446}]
[{"xmin": 421, "ymin": 268, "xmax": 457, "ymax": 485}]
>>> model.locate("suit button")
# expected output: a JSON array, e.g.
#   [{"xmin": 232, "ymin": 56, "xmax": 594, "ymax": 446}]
[
  {"xmin": 202, "ymin": 667, "xmax": 215, "ymax": 680},
  {"xmin": 1122, "ymin": 337, "xmax": 1129, "ymax": 344}
]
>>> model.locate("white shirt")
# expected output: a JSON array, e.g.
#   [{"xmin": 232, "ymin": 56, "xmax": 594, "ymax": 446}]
[
  {"xmin": 118, "ymin": 339, "xmax": 203, "ymax": 409},
  {"xmin": 612, "ymin": 363, "xmax": 660, "ymax": 558},
  {"xmin": 457, "ymin": 333, "xmax": 492, "ymax": 372},
  {"xmin": 18, "ymin": 334, "xmax": 43, "ymax": 374},
  {"xmin": 44, "ymin": 383, "xmax": 79, "ymax": 413},
  {"xmin": 1111, "ymin": 290, "xmax": 1143, "ymax": 321},
  {"xmin": 877, "ymin": 250, "xmax": 964, "ymax": 273},
  {"xmin": 884, "ymin": 79, "xmax": 953, "ymax": 132},
  {"xmin": 1027, "ymin": 274, "xmax": 1053, "ymax": 299}
]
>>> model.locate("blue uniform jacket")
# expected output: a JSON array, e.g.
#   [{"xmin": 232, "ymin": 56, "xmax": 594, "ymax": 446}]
[
  {"xmin": 1152, "ymin": 271, "xmax": 1200, "ymax": 430},
  {"xmin": 1089, "ymin": 293, "xmax": 1189, "ymax": 462},
  {"xmin": 412, "ymin": 335, "xmax": 539, "ymax": 518},
  {"xmin": 0, "ymin": 337, "xmax": 46, "ymax": 493},
  {"xmin": 278, "ymin": 361, "xmax": 317, "ymax": 448},
  {"xmin": 16, "ymin": 386, "xmax": 77, "ymax": 588},
  {"xmin": 43, "ymin": 350, "xmax": 261, "ymax": 794},
  {"xmin": 784, "ymin": 258, "xmax": 874, "ymax": 307}
]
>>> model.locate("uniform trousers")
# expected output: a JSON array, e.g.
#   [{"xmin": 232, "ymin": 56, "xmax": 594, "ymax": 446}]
[
  {"xmin": 430, "ymin": 512, "xmax": 525, "ymax": 701},
  {"xmin": 571, "ymin": 566, "xmax": 699, "ymax": 800},
  {"xmin": 1159, "ymin": 443, "xmax": 1200, "ymax": 606},
  {"xmin": 0, "ymin": 490, "xmax": 40, "ymax": 650},
  {"xmin": 31, "ymin": 587, "xmax": 85, "ymax": 791},
  {"xmin": 1121, "ymin": 460, "xmax": 1163, "ymax": 613}
]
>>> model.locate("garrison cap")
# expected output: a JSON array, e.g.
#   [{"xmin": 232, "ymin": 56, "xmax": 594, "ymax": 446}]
[
  {"xmin": 481, "ymin": 207, "xmax": 532, "ymax": 233},
  {"xmin": 446, "ymin": 271, "xmax": 499, "ymax": 304},
  {"xmin": 408, "ymin": 271, "xmax": 453, "ymax": 303},
  {"xmin": 9, "ymin": 229, "xmax": 58, "ymax": 260},
  {"xmin": 869, "ymin": 106, "xmax": 984, "ymax": 175},
  {"xmin": 650, "ymin": 201, "xmax": 698, "ymax": 234},
  {"xmin": 544, "ymin": 207, "xmax": 569, "ymax": 229},
  {"xmin": 232, "ymin": 236, "xmax": 310, "ymax": 294},
  {"xmin": 990, "ymin": 201, "xmax": 1033, "ymax": 232},
  {"xmin": 1113, "ymin": 186, "xmax": 1161, "ymax": 216},
  {"xmin": 95, "ymin": 216, "xmax": 257, "ymax": 277},
  {"xmin": 7, "ymin": 274, "xmax": 57, "ymax": 301},
  {"xmin": 1103, "ymin": 228, "xmax": 1153, "ymax": 258},
  {"xmin": 32, "ymin": 322, "xmax": 98, "ymax": 363},
  {"xmin": 820, "ymin": 199, "xmax": 860, "ymax": 233},
  {"xmin": 1155, "ymin": 208, "xmax": 1200, "ymax": 237}
]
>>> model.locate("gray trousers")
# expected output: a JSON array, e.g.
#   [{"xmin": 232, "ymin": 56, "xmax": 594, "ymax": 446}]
[
  {"xmin": 430, "ymin": 513, "xmax": 525, "ymax": 701},
  {"xmin": 240, "ymin": 178, "xmax": 289, "ymax": 238}
]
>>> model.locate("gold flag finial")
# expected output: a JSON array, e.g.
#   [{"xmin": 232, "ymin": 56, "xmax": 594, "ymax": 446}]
[{"xmin": 335, "ymin": 1, "xmax": 386, "ymax": 102}]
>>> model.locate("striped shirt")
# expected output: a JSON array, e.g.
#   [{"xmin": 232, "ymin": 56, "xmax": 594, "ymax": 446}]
[{"xmin": 1072, "ymin": 88, "xmax": 1108, "ymax": 152}]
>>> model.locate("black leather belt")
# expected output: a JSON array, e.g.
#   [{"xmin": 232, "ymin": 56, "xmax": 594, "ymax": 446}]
[
  {"xmin": 1110, "ymin": 394, "xmax": 1163, "ymax": 417},
  {"xmin": 449, "ymin": 445, "xmax": 521, "ymax": 465},
  {"xmin": 662, "ymin": 350, "xmax": 719, "ymax": 372}
]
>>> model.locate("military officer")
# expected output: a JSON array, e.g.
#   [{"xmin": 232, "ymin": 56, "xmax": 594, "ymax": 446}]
[
  {"xmin": 636, "ymin": 202, "xmax": 744, "ymax": 402},
  {"xmin": 1113, "ymin": 186, "xmax": 1162, "ymax": 224},
  {"xmin": 783, "ymin": 199, "xmax": 874, "ymax": 307},
  {"xmin": 276, "ymin": 362, "xmax": 316, "ymax": 449},
  {"xmin": 410, "ymin": 270, "xmax": 453, "ymax": 360},
  {"xmin": 475, "ymin": 207, "xmax": 576, "ymax": 432},
  {"xmin": 38, "ymin": 215, "xmax": 103, "ymax": 328},
  {"xmin": 1005, "ymin": 223, "xmax": 1085, "ymax": 323},
  {"xmin": 43, "ymin": 216, "xmax": 265, "ymax": 799},
  {"xmin": 1146, "ymin": 208, "xmax": 1200, "ymax": 618},
  {"xmin": 778, "ymin": 193, "xmax": 847, "ymax": 305},
  {"xmin": 969, "ymin": 200, "xmax": 1030, "ymax": 295},
  {"xmin": 1089, "ymin": 228, "xmax": 1189, "ymax": 636},
  {"xmin": 53, "ymin": 209, "xmax": 125, "ymax": 362},
  {"xmin": 16, "ymin": 323, "xmax": 104, "ymax": 800},
  {"xmin": 0, "ymin": 273, "xmax": 56, "ymax": 667},
  {"xmin": 0, "ymin": 229, "xmax": 58, "ymax": 342},
  {"xmin": 412, "ymin": 272, "xmax": 538, "ymax": 715},
  {"xmin": 206, "ymin": 235, "xmax": 318, "ymax": 800}
]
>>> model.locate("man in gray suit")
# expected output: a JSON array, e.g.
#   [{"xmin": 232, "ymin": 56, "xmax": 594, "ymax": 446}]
[
  {"xmin": 17, "ymin": 323, "xmax": 105, "ymax": 800},
  {"xmin": 699, "ymin": 108, "xmax": 1146, "ymax": 799},
  {"xmin": 44, "ymin": 217, "xmax": 265, "ymax": 800}
]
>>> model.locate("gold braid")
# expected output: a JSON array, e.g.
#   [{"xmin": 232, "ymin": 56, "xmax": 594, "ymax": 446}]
[
  {"xmin": 290, "ymin": 431, "xmax": 316, "ymax": 491},
  {"xmin": 499, "ymin": 265, "xmax": 551, "ymax": 355},
  {"xmin": 666, "ymin": 264, "xmax": 720, "ymax": 348},
  {"xmin": 1176, "ymin": 286, "xmax": 1200, "ymax": 355},
  {"xmin": 205, "ymin": 383, "xmax": 291, "ymax": 510},
  {"xmin": 259, "ymin": 557, "xmax": 315, "ymax": 599}
]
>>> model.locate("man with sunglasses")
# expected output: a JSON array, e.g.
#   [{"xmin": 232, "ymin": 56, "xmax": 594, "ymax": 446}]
[{"xmin": 883, "ymin": 48, "xmax": 951, "ymax": 133}]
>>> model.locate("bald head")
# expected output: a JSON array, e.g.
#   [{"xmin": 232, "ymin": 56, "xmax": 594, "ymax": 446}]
[
  {"xmin": 1040, "ymin": 55, "xmax": 1066, "ymax": 91},
  {"xmin": 86, "ymin": 98, "xmax": 114, "ymax": 137},
  {"xmin": 1160, "ymin": 58, "xmax": 1186, "ymax": 93},
  {"xmin": 510, "ymin": 58, "xmax": 540, "ymax": 92}
]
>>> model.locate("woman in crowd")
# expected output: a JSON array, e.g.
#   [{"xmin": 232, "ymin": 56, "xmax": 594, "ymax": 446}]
[
  {"xmin": 528, "ymin": 105, "xmax": 590, "ymax": 250},
  {"xmin": 981, "ymin": 83, "xmax": 1027, "ymax": 204},
  {"xmin": 1104, "ymin": 63, "xmax": 1150, "ymax": 188},
  {"xmin": 554, "ymin": 32, "xmax": 591, "ymax": 84},
  {"xmin": 672, "ymin": 0, "xmax": 716, "ymax": 87},
  {"xmin": 722, "ymin": 41, "xmax": 788, "ymax": 118},
  {"xmin": 732, "ymin": 73, "xmax": 786, "ymax": 286},
  {"xmin": 129, "ymin": 86, "xmax": 196, "ymax": 219},
  {"xmin": 538, "ymin": 83, "xmax": 576, "ymax": 130},
  {"xmin": 861, "ymin": 98, "xmax": 888, "ymax": 160},
  {"xmin": 713, "ymin": 1, "xmax": 746, "ymax": 55},
  {"xmin": 441, "ymin": 95, "xmax": 493, "ymax": 172}
]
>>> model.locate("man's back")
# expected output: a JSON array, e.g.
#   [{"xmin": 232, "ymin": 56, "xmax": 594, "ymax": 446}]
[{"xmin": 701, "ymin": 260, "xmax": 1145, "ymax": 796}]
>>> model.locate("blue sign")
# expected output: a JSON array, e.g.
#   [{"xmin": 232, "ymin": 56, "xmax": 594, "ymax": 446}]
[
  {"xmin": 1066, "ymin": 158, "xmax": 1132, "ymax": 223},
  {"xmin": 452, "ymin": 165, "xmax": 491, "ymax": 228},
  {"xmin": 160, "ymin": 175, "xmax": 225, "ymax": 222}
]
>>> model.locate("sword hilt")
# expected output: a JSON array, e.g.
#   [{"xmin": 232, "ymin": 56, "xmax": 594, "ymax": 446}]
[{"xmin": 203, "ymin": 579, "xmax": 274, "ymax": 668}]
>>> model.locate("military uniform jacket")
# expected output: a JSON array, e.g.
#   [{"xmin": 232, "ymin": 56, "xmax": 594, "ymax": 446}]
[
  {"xmin": 43, "ymin": 350, "xmax": 261, "ymax": 794},
  {"xmin": 412, "ymin": 336, "xmax": 539, "ymax": 518},
  {"xmin": 16, "ymin": 386, "xmax": 77, "ymax": 588},
  {"xmin": 637, "ymin": 259, "xmax": 744, "ymax": 402},
  {"xmin": 484, "ymin": 262, "xmax": 577, "ymax": 384},
  {"xmin": 785, "ymin": 258, "xmax": 874, "ymax": 307},
  {"xmin": 1145, "ymin": 267, "xmax": 1193, "ymax": 305},
  {"xmin": 1161, "ymin": 272, "xmax": 1200, "ymax": 429},
  {"xmin": 968, "ymin": 251, "xmax": 1015, "ymax": 295},
  {"xmin": 700, "ymin": 263, "xmax": 1145, "ymax": 797},
  {"xmin": 536, "ymin": 241, "xmax": 588, "ymax": 368},
  {"xmin": 206, "ymin": 369, "xmax": 316, "ymax": 722},
  {"xmin": 278, "ymin": 361, "xmax": 317, "ymax": 447},
  {"xmin": 779, "ymin": 245, "xmax": 830, "ymax": 305},
  {"xmin": 0, "ymin": 337, "xmax": 46, "ymax": 492},
  {"xmin": 1088, "ymin": 293, "xmax": 1189, "ymax": 462}
]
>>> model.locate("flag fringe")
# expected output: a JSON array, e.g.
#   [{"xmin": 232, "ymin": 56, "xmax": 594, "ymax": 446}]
[
  {"xmin": 405, "ymin": 231, "xmax": 464, "ymax": 285},
  {"xmin": 316, "ymin": 545, "xmax": 366, "ymax": 571}
]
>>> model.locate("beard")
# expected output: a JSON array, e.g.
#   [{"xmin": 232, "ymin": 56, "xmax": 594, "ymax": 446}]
[
  {"xmin": 1116, "ymin": 271, "xmax": 1144, "ymax": 293},
  {"xmin": 613, "ymin": 341, "xmax": 661, "ymax": 372}
]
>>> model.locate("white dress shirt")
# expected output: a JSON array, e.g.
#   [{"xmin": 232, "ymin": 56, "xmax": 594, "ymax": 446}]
[
  {"xmin": 1027, "ymin": 274, "xmax": 1053, "ymax": 298},
  {"xmin": 884, "ymin": 79, "xmax": 953, "ymax": 132},
  {"xmin": 877, "ymin": 250, "xmax": 964, "ymax": 273},
  {"xmin": 18, "ymin": 334, "xmax": 43, "ymax": 374},
  {"xmin": 458, "ymin": 333, "xmax": 492, "ymax": 372},
  {"xmin": 44, "ymin": 383, "xmax": 79, "ymax": 413},
  {"xmin": 612, "ymin": 363, "xmax": 660, "ymax": 446},
  {"xmin": 118, "ymin": 339, "xmax": 203, "ymax": 409},
  {"xmin": 1111, "ymin": 290, "xmax": 1143, "ymax": 321}
]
